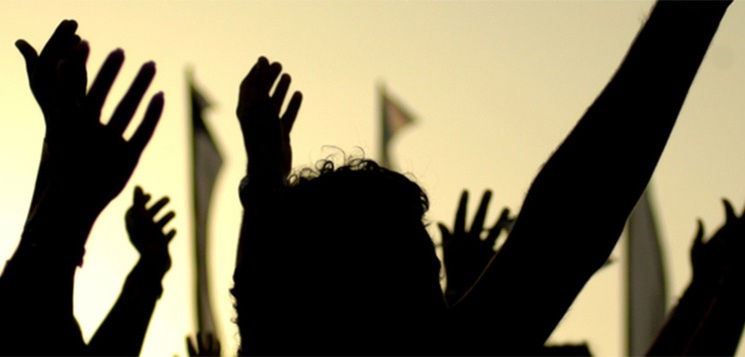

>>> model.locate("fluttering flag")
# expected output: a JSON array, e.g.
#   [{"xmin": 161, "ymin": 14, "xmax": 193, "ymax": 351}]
[
  {"xmin": 379, "ymin": 84, "xmax": 415, "ymax": 169},
  {"xmin": 627, "ymin": 187, "xmax": 667, "ymax": 356},
  {"xmin": 188, "ymin": 71, "xmax": 223, "ymax": 336}
]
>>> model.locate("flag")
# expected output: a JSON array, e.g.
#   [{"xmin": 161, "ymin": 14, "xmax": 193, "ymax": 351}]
[
  {"xmin": 188, "ymin": 71, "xmax": 223, "ymax": 336},
  {"xmin": 627, "ymin": 187, "xmax": 667, "ymax": 356},
  {"xmin": 379, "ymin": 84, "xmax": 415, "ymax": 169}
]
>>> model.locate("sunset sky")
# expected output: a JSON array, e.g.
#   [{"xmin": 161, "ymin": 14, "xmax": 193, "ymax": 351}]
[{"xmin": 2, "ymin": 1, "xmax": 745, "ymax": 355}]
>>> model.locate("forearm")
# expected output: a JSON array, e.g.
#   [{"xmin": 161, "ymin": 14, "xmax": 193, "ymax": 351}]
[
  {"xmin": 456, "ymin": 1, "xmax": 731, "ymax": 352},
  {"xmin": 521, "ymin": 0, "xmax": 731, "ymax": 249},
  {"xmin": 647, "ymin": 278, "xmax": 716, "ymax": 356},
  {"xmin": 87, "ymin": 259, "xmax": 164, "ymax": 356},
  {"xmin": 0, "ymin": 158, "xmax": 97, "ymax": 356},
  {"xmin": 5, "ymin": 181, "xmax": 100, "ymax": 302},
  {"xmin": 682, "ymin": 278, "xmax": 745, "ymax": 356}
]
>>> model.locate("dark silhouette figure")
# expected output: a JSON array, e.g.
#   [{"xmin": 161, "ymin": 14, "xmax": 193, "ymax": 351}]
[
  {"xmin": 438, "ymin": 190, "xmax": 512, "ymax": 306},
  {"xmin": 449, "ymin": 1, "xmax": 732, "ymax": 354},
  {"xmin": 648, "ymin": 199, "xmax": 745, "ymax": 356},
  {"xmin": 0, "ymin": 20, "xmax": 168, "ymax": 355},
  {"xmin": 232, "ymin": 58, "xmax": 444, "ymax": 355},
  {"xmin": 232, "ymin": 0, "xmax": 732, "ymax": 354},
  {"xmin": 87, "ymin": 187, "xmax": 177, "ymax": 356}
]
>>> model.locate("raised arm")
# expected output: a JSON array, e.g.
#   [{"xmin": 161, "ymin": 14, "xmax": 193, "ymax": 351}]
[
  {"xmin": 0, "ymin": 20, "xmax": 164, "ymax": 355},
  {"xmin": 233, "ymin": 57, "xmax": 301, "ymax": 255},
  {"xmin": 231, "ymin": 57, "xmax": 302, "ymax": 354},
  {"xmin": 452, "ymin": 1, "xmax": 733, "ymax": 354},
  {"xmin": 88, "ymin": 187, "xmax": 176, "ymax": 356},
  {"xmin": 649, "ymin": 200, "xmax": 745, "ymax": 356}
]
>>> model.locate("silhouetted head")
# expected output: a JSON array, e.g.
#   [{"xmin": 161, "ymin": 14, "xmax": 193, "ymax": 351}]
[{"xmin": 234, "ymin": 158, "xmax": 445, "ymax": 354}]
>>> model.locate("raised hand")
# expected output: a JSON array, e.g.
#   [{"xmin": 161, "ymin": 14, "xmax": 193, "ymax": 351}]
[
  {"xmin": 186, "ymin": 331, "xmax": 222, "ymax": 357},
  {"xmin": 126, "ymin": 186, "xmax": 176, "ymax": 276},
  {"xmin": 438, "ymin": 190, "xmax": 512, "ymax": 305},
  {"xmin": 690, "ymin": 199, "xmax": 745, "ymax": 285},
  {"xmin": 17, "ymin": 20, "xmax": 164, "ymax": 214},
  {"xmin": 648, "ymin": 199, "xmax": 745, "ymax": 356},
  {"xmin": 236, "ymin": 56, "xmax": 302, "ymax": 183},
  {"xmin": 16, "ymin": 20, "xmax": 86, "ymax": 123}
]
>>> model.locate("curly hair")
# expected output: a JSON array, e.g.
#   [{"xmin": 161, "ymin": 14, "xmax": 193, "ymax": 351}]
[
  {"xmin": 233, "ymin": 156, "xmax": 444, "ymax": 355},
  {"xmin": 288, "ymin": 157, "xmax": 429, "ymax": 221}
]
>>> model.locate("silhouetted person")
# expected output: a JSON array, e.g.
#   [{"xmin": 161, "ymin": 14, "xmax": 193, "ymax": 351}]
[
  {"xmin": 450, "ymin": 1, "xmax": 732, "ymax": 354},
  {"xmin": 232, "ymin": 0, "xmax": 732, "ymax": 354},
  {"xmin": 0, "ymin": 20, "xmax": 167, "ymax": 355},
  {"xmin": 438, "ymin": 190, "xmax": 512, "ymax": 306},
  {"xmin": 232, "ymin": 58, "xmax": 445, "ymax": 355},
  {"xmin": 87, "ymin": 186, "xmax": 177, "ymax": 356},
  {"xmin": 439, "ymin": 190, "xmax": 594, "ymax": 355},
  {"xmin": 648, "ymin": 199, "xmax": 745, "ymax": 356}
]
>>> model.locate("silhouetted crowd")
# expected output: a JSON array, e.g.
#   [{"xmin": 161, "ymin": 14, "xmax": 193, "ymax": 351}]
[{"xmin": 0, "ymin": 0, "xmax": 742, "ymax": 355}]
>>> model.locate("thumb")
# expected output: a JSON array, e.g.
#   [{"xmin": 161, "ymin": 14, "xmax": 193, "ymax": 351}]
[
  {"xmin": 15, "ymin": 40, "xmax": 38, "ymax": 80},
  {"xmin": 438, "ymin": 222, "xmax": 453, "ymax": 246}
]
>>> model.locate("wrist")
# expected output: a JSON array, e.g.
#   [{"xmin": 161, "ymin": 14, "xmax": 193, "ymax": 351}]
[
  {"xmin": 136, "ymin": 255, "xmax": 170, "ymax": 278},
  {"xmin": 239, "ymin": 173, "xmax": 285, "ymax": 207}
]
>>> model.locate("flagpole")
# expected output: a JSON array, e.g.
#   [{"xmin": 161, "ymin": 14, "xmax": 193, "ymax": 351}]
[
  {"xmin": 379, "ymin": 83, "xmax": 390, "ymax": 169},
  {"xmin": 188, "ymin": 70, "xmax": 222, "ymax": 338},
  {"xmin": 627, "ymin": 186, "xmax": 667, "ymax": 356}
]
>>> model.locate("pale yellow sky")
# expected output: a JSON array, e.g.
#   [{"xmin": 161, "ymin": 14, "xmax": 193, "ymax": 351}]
[{"xmin": 2, "ymin": 1, "xmax": 745, "ymax": 356}]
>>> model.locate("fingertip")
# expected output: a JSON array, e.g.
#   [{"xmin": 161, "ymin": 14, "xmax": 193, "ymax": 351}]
[
  {"xmin": 143, "ymin": 60, "xmax": 156, "ymax": 73},
  {"xmin": 14, "ymin": 39, "xmax": 35, "ymax": 57},
  {"xmin": 64, "ymin": 19, "xmax": 79, "ymax": 30},
  {"xmin": 79, "ymin": 40, "xmax": 90, "ymax": 52},
  {"xmin": 110, "ymin": 48, "xmax": 125, "ymax": 61}
]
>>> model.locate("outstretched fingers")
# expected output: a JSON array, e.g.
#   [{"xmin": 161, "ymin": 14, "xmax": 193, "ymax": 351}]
[
  {"xmin": 691, "ymin": 219, "xmax": 706, "ymax": 264},
  {"xmin": 723, "ymin": 199, "xmax": 738, "ymax": 223},
  {"xmin": 272, "ymin": 73, "xmax": 291, "ymax": 111},
  {"xmin": 39, "ymin": 20, "xmax": 79, "ymax": 59},
  {"xmin": 454, "ymin": 190, "xmax": 469, "ymax": 237},
  {"xmin": 157, "ymin": 211, "xmax": 176, "ymax": 230},
  {"xmin": 282, "ymin": 91, "xmax": 303, "ymax": 134},
  {"xmin": 129, "ymin": 92, "xmax": 165, "ymax": 156},
  {"xmin": 86, "ymin": 49, "xmax": 125, "ymax": 120},
  {"xmin": 470, "ymin": 190, "xmax": 493, "ymax": 236},
  {"xmin": 108, "ymin": 61, "xmax": 156, "ymax": 134},
  {"xmin": 148, "ymin": 196, "xmax": 170, "ymax": 218},
  {"xmin": 15, "ymin": 40, "xmax": 38, "ymax": 78},
  {"xmin": 260, "ymin": 61, "xmax": 282, "ymax": 94},
  {"xmin": 438, "ymin": 223, "xmax": 453, "ymax": 247},
  {"xmin": 485, "ymin": 207, "xmax": 511, "ymax": 248},
  {"xmin": 56, "ymin": 41, "xmax": 90, "ymax": 111},
  {"xmin": 133, "ymin": 185, "xmax": 152, "ymax": 207}
]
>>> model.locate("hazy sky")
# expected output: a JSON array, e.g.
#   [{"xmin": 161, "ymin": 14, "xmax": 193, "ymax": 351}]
[{"xmin": 2, "ymin": 1, "xmax": 745, "ymax": 356}]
